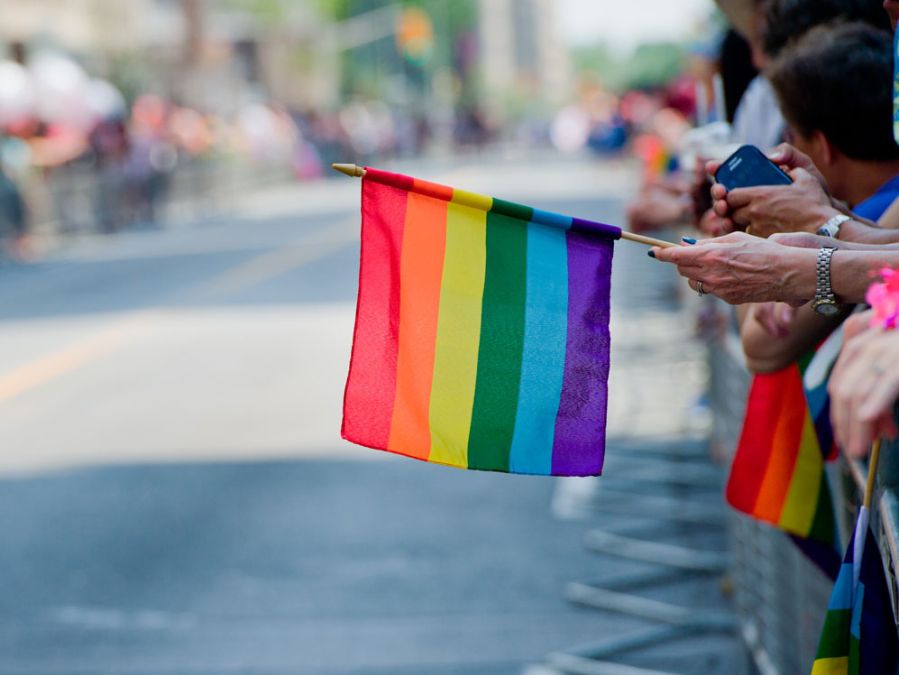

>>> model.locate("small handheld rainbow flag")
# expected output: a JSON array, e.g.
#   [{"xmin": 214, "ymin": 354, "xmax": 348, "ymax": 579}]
[
  {"xmin": 726, "ymin": 348, "xmax": 839, "ymax": 550},
  {"xmin": 810, "ymin": 506, "xmax": 897, "ymax": 674},
  {"xmin": 341, "ymin": 167, "xmax": 621, "ymax": 476}
]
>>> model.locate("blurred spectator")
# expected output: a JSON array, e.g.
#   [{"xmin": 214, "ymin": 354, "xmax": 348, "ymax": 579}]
[{"xmin": 0, "ymin": 159, "xmax": 27, "ymax": 259}]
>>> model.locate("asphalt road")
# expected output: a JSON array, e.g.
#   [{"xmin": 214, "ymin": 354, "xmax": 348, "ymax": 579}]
[{"xmin": 0, "ymin": 156, "xmax": 740, "ymax": 674}]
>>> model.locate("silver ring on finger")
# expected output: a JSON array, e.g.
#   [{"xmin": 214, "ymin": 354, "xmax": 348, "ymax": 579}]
[{"xmin": 697, "ymin": 281, "xmax": 706, "ymax": 297}]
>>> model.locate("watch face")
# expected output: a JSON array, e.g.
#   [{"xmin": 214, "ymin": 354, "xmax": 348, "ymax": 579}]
[{"xmin": 813, "ymin": 301, "xmax": 840, "ymax": 316}]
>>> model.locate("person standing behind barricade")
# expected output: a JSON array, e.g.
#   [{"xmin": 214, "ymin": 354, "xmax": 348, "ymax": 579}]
[
  {"xmin": 738, "ymin": 22, "xmax": 899, "ymax": 372},
  {"xmin": 0, "ymin": 158, "xmax": 27, "ymax": 260}
]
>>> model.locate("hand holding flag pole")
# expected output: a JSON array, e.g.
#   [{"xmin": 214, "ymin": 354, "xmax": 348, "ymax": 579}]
[{"xmin": 332, "ymin": 164, "xmax": 677, "ymax": 249}]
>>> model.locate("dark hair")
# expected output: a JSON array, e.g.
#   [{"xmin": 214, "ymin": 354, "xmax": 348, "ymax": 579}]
[
  {"xmin": 768, "ymin": 22, "xmax": 899, "ymax": 161},
  {"xmin": 763, "ymin": 0, "xmax": 891, "ymax": 57},
  {"xmin": 720, "ymin": 29, "xmax": 758, "ymax": 123}
]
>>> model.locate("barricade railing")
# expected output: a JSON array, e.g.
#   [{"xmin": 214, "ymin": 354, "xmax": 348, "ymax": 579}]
[
  {"xmin": 708, "ymin": 311, "xmax": 899, "ymax": 674},
  {"xmin": 2, "ymin": 156, "xmax": 295, "ymax": 247}
]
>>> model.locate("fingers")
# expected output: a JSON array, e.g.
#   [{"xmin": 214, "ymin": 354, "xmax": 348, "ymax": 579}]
[
  {"xmin": 713, "ymin": 198, "xmax": 730, "ymax": 219},
  {"xmin": 722, "ymin": 187, "xmax": 755, "ymax": 210},
  {"xmin": 787, "ymin": 167, "xmax": 817, "ymax": 186},
  {"xmin": 767, "ymin": 143, "xmax": 813, "ymax": 172},
  {"xmin": 843, "ymin": 311, "xmax": 874, "ymax": 341},
  {"xmin": 711, "ymin": 183, "xmax": 730, "ymax": 221},
  {"xmin": 698, "ymin": 210, "xmax": 735, "ymax": 237},
  {"xmin": 858, "ymin": 368, "xmax": 899, "ymax": 424},
  {"xmin": 753, "ymin": 303, "xmax": 785, "ymax": 337},
  {"xmin": 706, "ymin": 159, "xmax": 723, "ymax": 176},
  {"xmin": 829, "ymin": 330, "xmax": 899, "ymax": 456},
  {"xmin": 775, "ymin": 303, "xmax": 796, "ymax": 334},
  {"xmin": 710, "ymin": 183, "xmax": 727, "ymax": 200}
]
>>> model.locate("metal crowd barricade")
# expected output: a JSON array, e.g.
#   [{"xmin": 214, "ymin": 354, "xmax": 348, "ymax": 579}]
[
  {"xmin": 4, "ymin": 155, "xmax": 294, "ymax": 246},
  {"xmin": 708, "ymin": 316, "xmax": 899, "ymax": 675}
]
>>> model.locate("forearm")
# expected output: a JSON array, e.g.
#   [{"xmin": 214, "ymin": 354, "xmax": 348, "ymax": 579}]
[
  {"xmin": 831, "ymin": 250, "xmax": 899, "ymax": 302},
  {"xmin": 838, "ymin": 218, "xmax": 899, "ymax": 247}
]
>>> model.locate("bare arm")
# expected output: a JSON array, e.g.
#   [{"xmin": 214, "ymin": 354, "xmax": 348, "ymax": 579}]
[
  {"xmin": 836, "ymin": 217, "xmax": 899, "ymax": 246},
  {"xmin": 651, "ymin": 232, "xmax": 899, "ymax": 306},
  {"xmin": 875, "ymin": 196, "xmax": 899, "ymax": 230},
  {"xmin": 740, "ymin": 303, "xmax": 848, "ymax": 373}
]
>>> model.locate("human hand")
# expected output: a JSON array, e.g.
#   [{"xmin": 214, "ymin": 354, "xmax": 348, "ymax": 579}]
[
  {"xmin": 713, "ymin": 169, "xmax": 835, "ymax": 238},
  {"xmin": 650, "ymin": 231, "xmax": 816, "ymax": 306},
  {"xmin": 844, "ymin": 309, "xmax": 875, "ymax": 342},
  {"xmin": 705, "ymin": 144, "xmax": 834, "ymax": 237},
  {"xmin": 753, "ymin": 302, "xmax": 797, "ymax": 338},
  {"xmin": 828, "ymin": 328, "xmax": 899, "ymax": 458},
  {"xmin": 705, "ymin": 143, "xmax": 827, "ymax": 189},
  {"xmin": 626, "ymin": 184, "xmax": 692, "ymax": 233},
  {"xmin": 697, "ymin": 208, "xmax": 734, "ymax": 237}
]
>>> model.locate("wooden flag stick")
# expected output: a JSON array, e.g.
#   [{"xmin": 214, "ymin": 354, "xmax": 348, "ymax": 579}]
[
  {"xmin": 331, "ymin": 163, "xmax": 677, "ymax": 249},
  {"xmin": 863, "ymin": 439, "xmax": 883, "ymax": 510}
]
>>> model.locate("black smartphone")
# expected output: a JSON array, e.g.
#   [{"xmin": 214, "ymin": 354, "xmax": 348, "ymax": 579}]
[{"xmin": 714, "ymin": 145, "xmax": 792, "ymax": 190}]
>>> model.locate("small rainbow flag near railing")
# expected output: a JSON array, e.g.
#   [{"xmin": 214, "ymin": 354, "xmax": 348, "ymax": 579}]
[
  {"xmin": 341, "ymin": 167, "xmax": 621, "ymax": 476},
  {"xmin": 810, "ymin": 505, "xmax": 897, "ymax": 674},
  {"xmin": 726, "ymin": 349, "xmax": 838, "ymax": 541}
]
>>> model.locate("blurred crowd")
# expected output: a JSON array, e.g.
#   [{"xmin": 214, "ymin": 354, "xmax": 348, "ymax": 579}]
[
  {"xmin": 623, "ymin": 0, "xmax": 899, "ymax": 464},
  {"xmin": 0, "ymin": 50, "xmax": 445, "ymax": 259}
]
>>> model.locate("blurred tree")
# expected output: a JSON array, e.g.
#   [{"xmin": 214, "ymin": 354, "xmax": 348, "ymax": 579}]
[
  {"xmin": 219, "ymin": 0, "xmax": 289, "ymax": 25},
  {"xmin": 573, "ymin": 42, "xmax": 685, "ymax": 92}
]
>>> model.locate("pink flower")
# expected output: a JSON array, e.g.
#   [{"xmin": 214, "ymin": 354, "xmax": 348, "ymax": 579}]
[{"xmin": 866, "ymin": 267, "xmax": 899, "ymax": 329}]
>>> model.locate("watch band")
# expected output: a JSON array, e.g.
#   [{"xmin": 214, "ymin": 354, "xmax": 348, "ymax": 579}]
[
  {"xmin": 816, "ymin": 213, "xmax": 851, "ymax": 238},
  {"xmin": 815, "ymin": 246, "xmax": 837, "ymax": 302}
]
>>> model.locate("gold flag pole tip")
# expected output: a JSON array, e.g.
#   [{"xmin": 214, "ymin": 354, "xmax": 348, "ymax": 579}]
[
  {"xmin": 332, "ymin": 163, "xmax": 365, "ymax": 178},
  {"xmin": 330, "ymin": 162, "xmax": 675, "ymax": 248}
]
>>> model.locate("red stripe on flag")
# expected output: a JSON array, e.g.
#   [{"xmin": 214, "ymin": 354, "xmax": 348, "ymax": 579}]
[
  {"xmin": 341, "ymin": 177, "xmax": 411, "ymax": 449},
  {"xmin": 726, "ymin": 368, "xmax": 796, "ymax": 515}
]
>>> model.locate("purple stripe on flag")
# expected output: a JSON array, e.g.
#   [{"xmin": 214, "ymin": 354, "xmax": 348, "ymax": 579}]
[{"xmin": 551, "ymin": 230, "xmax": 614, "ymax": 476}]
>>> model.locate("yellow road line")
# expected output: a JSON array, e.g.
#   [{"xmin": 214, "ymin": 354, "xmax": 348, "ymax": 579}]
[
  {"xmin": 201, "ymin": 228, "xmax": 357, "ymax": 295},
  {"xmin": 0, "ymin": 315, "xmax": 146, "ymax": 405}
]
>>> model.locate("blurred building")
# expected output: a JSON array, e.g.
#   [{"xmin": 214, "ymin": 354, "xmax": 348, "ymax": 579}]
[
  {"xmin": 0, "ymin": 0, "xmax": 572, "ymax": 123},
  {"xmin": 0, "ymin": 0, "xmax": 182, "ymax": 55},
  {"xmin": 477, "ymin": 0, "xmax": 572, "ymax": 109}
]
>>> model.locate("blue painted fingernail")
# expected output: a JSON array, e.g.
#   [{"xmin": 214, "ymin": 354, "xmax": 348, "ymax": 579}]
[
  {"xmin": 682, "ymin": 237, "xmax": 697, "ymax": 245},
  {"xmin": 647, "ymin": 250, "xmax": 656, "ymax": 258}
]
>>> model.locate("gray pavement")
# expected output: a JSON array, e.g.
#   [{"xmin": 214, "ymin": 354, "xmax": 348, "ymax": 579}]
[{"xmin": 0, "ymin": 156, "xmax": 743, "ymax": 674}]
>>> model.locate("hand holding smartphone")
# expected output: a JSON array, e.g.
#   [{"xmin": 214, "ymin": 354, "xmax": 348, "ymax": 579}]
[{"xmin": 714, "ymin": 145, "xmax": 792, "ymax": 190}]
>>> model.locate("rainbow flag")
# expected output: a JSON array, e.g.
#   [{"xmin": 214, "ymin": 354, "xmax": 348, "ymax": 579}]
[
  {"xmin": 342, "ymin": 168, "xmax": 620, "ymax": 476},
  {"xmin": 811, "ymin": 507, "xmax": 897, "ymax": 674},
  {"xmin": 726, "ymin": 349, "xmax": 838, "ymax": 546}
]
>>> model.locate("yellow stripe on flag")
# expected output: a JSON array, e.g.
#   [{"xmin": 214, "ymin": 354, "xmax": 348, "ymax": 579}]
[
  {"xmin": 779, "ymin": 412, "xmax": 824, "ymax": 535},
  {"xmin": 428, "ymin": 198, "xmax": 489, "ymax": 467},
  {"xmin": 810, "ymin": 656, "xmax": 849, "ymax": 675}
]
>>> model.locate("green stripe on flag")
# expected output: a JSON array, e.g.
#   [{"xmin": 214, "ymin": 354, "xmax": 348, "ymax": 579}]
[
  {"xmin": 467, "ymin": 199, "xmax": 530, "ymax": 471},
  {"xmin": 816, "ymin": 609, "xmax": 853, "ymax": 659},
  {"xmin": 809, "ymin": 476, "xmax": 836, "ymax": 543}
]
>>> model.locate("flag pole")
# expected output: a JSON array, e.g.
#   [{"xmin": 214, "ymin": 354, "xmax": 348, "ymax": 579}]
[
  {"xmin": 863, "ymin": 439, "xmax": 882, "ymax": 510},
  {"xmin": 332, "ymin": 163, "xmax": 677, "ymax": 249}
]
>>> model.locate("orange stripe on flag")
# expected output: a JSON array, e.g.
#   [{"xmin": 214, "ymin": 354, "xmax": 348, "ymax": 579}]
[
  {"xmin": 387, "ymin": 191, "xmax": 448, "ymax": 460},
  {"xmin": 726, "ymin": 372, "xmax": 783, "ymax": 513},
  {"xmin": 413, "ymin": 178, "xmax": 454, "ymax": 202},
  {"xmin": 753, "ymin": 368, "xmax": 806, "ymax": 521}
]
